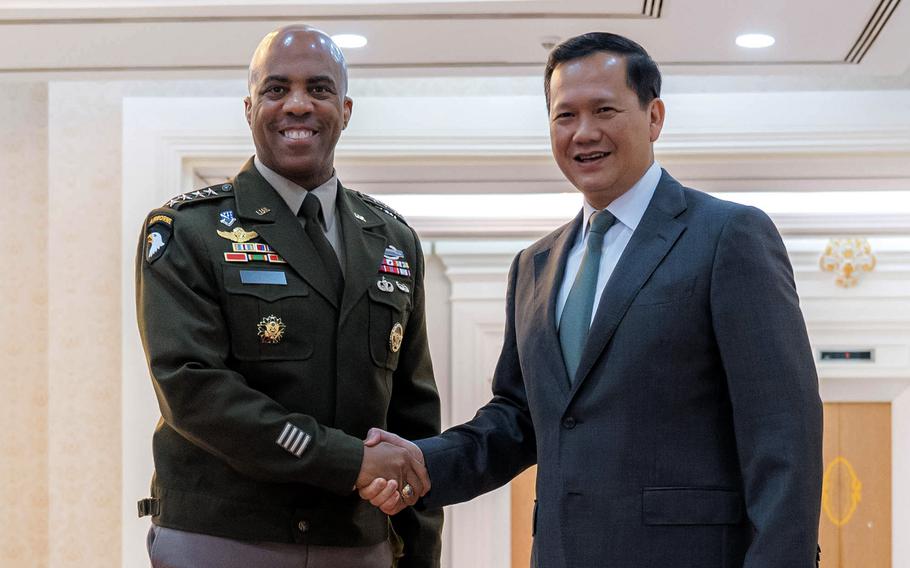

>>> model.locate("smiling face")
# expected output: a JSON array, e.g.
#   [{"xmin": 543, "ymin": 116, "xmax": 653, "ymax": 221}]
[
  {"xmin": 548, "ymin": 52, "xmax": 664, "ymax": 209},
  {"xmin": 244, "ymin": 27, "xmax": 352, "ymax": 189}
]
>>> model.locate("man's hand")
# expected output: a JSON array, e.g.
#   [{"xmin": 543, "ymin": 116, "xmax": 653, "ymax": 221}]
[{"xmin": 357, "ymin": 428, "xmax": 429, "ymax": 515}]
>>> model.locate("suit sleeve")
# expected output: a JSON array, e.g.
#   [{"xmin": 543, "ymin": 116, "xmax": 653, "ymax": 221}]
[
  {"xmin": 384, "ymin": 228, "xmax": 444, "ymax": 568},
  {"xmin": 710, "ymin": 206, "xmax": 823, "ymax": 567},
  {"xmin": 415, "ymin": 252, "xmax": 538, "ymax": 509},
  {"xmin": 136, "ymin": 209, "xmax": 363, "ymax": 495}
]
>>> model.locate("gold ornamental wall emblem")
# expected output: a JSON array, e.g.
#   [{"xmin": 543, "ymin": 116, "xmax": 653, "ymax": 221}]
[
  {"xmin": 821, "ymin": 456, "xmax": 862, "ymax": 527},
  {"xmin": 819, "ymin": 237, "xmax": 876, "ymax": 288},
  {"xmin": 389, "ymin": 322, "xmax": 404, "ymax": 353},
  {"xmin": 257, "ymin": 315, "xmax": 286, "ymax": 344}
]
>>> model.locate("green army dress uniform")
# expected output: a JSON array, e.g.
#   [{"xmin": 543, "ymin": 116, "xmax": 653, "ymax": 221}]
[{"xmin": 136, "ymin": 158, "xmax": 442, "ymax": 567}]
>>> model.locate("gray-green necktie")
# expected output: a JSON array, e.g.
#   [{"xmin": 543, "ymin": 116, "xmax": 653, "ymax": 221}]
[{"xmin": 559, "ymin": 210, "xmax": 616, "ymax": 383}]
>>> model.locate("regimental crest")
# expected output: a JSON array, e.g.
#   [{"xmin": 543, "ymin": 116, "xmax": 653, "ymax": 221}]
[
  {"xmin": 145, "ymin": 214, "xmax": 173, "ymax": 264},
  {"xmin": 219, "ymin": 210, "xmax": 237, "ymax": 227},
  {"xmin": 217, "ymin": 227, "xmax": 259, "ymax": 243},
  {"xmin": 819, "ymin": 237, "xmax": 877, "ymax": 288},
  {"xmin": 257, "ymin": 315, "xmax": 286, "ymax": 344}
]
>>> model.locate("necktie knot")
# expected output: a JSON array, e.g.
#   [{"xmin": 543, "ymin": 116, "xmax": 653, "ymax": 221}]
[
  {"xmin": 589, "ymin": 210, "xmax": 615, "ymax": 236},
  {"xmin": 299, "ymin": 192, "xmax": 324, "ymax": 227}
]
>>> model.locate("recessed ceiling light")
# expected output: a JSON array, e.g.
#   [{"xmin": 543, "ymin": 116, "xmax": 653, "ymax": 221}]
[
  {"xmin": 736, "ymin": 33, "xmax": 775, "ymax": 49},
  {"xmin": 332, "ymin": 34, "xmax": 368, "ymax": 49}
]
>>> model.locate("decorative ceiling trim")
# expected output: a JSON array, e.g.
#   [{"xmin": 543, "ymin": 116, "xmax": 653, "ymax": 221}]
[
  {"xmin": 0, "ymin": 12, "xmax": 653, "ymax": 25},
  {"xmin": 845, "ymin": 0, "xmax": 902, "ymax": 63},
  {"xmin": 0, "ymin": 60, "xmax": 853, "ymax": 76}
]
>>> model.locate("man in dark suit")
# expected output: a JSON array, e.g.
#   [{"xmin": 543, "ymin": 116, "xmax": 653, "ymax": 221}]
[
  {"xmin": 360, "ymin": 32, "xmax": 823, "ymax": 567},
  {"xmin": 136, "ymin": 25, "xmax": 440, "ymax": 567}
]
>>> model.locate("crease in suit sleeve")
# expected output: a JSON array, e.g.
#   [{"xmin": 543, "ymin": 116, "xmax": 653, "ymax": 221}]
[{"xmin": 136, "ymin": 210, "xmax": 363, "ymax": 495}]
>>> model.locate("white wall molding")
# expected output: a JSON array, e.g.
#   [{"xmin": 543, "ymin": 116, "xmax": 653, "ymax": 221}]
[{"xmin": 433, "ymin": 241, "xmax": 519, "ymax": 568}]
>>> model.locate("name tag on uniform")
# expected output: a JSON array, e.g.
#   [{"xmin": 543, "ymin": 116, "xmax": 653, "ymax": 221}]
[{"xmin": 239, "ymin": 270, "xmax": 287, "ymax": 286}]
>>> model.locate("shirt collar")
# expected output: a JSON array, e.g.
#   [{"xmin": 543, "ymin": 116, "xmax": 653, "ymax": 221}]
[
  {"xmin": 581, "ymin": 161, "xmax": 662, "ymax": 235},
  {"xmin": 254, "ymin": 156, "xmax": 338, "ymax": 228}
]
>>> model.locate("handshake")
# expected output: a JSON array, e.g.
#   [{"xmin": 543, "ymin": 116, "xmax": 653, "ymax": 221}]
[{"xmin": 355, "ymin": 428, "xmax": 428, "ymax": 515}]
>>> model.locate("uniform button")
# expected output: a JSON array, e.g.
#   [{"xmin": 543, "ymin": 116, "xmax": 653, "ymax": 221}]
[
  {"xmin": 297, "ymin": 520, "xmax": 309, "ymax": 533},
  {"xmin": 563, "ymin": 417, "xmax": 576, "ymax": 429}
]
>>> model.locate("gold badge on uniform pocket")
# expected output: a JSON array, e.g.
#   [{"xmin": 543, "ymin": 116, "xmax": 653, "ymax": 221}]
[
  {"xmin": 257, "ymin": 315, "xmax": 286, "ymax": 344},
  {"xmin": 389, "ymin": 322, "xmax": 404, "ymax": 353}
]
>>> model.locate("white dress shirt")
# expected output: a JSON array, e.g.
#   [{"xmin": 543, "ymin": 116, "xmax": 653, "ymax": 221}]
[
  {"xmin": 254, "ymin": 156, "xmax": 345, "ymax": 268},
  {"xmin": 556, "ymin": 161, "xmax": 662, "ymax": 327}
]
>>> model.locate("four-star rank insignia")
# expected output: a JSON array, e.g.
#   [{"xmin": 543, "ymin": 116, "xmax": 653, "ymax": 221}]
[
  {"xmin": 258, "ymin": 315, "xmax": 286, "ymax": 344},
  {"xmin": 145, "ymin": 214, "xmax": 173, "ymax": 264},
  {"xmin": 217, "ymin": 227, "xmax": 259, "ymax": 243}
]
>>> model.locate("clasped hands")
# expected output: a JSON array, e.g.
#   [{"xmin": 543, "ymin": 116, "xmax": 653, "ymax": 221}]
[{"xmin": 355, "ymin": 428, "xmax": 427, "ymax": 515}]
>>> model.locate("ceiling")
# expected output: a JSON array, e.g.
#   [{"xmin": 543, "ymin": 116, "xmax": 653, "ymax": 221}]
[{"xmin": 1, "ymin": 0, "xmax": 909, "ymax": 89}]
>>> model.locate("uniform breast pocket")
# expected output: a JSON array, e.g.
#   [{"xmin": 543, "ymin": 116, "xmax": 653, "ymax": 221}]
[
  {"xmin": 368, "ymin": 285, "xmax": 412, "ymax": 371},
  {"xmin": 222, "ymin": 265, "xmax": 314, "ymax": 361}
]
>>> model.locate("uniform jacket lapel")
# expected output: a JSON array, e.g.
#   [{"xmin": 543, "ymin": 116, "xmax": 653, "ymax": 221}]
[
  {"xmin": 231, "ymin": 158, "xmax": 340, "ymax": 308},
  {"xmin": 531, "ymin": 210, "xmax": 583, "ymax": 398},
  {"xmin": 570, "ymin": 171, "xmax": 688, "ymax": 398},
  {"xmin": 336, "ymin": 184, "xmax": 388, "ymax": 323}
]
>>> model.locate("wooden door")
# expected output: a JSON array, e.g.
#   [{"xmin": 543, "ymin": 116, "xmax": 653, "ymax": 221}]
[
  {"xmin": 510, "ymin": 403, "xmax": 892, "ymax": 567},
  {"xmin": 820, "ymin": 403, "xmax": 891, "ymax": 567}
]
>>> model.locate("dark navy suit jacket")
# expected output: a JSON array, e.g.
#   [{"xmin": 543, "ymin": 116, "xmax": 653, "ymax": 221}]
[{"xmin": 417, "ymin": 171, "xmax": 823, "ymax": 567}]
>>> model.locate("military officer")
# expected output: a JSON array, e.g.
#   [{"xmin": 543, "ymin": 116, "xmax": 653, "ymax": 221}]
[{"xmin": 136, "ymin": 25, "xmax": 442, "ymax": 568}]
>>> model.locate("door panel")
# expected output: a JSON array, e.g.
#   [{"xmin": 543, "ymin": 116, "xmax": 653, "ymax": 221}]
[{"xmin": 820, "ymin": 403, "xmax": 891, "ymax": 568}]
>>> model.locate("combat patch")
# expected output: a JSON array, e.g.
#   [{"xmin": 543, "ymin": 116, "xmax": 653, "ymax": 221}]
[{"xmin": 145, "ymin": 215, "xmax": 173, "ymax": 264}]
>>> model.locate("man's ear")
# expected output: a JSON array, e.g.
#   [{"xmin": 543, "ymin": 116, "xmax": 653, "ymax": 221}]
[
  {"xmin": 342, "ymin": 97, "xmax": 353, "ymax": 130},
  {"xmin": 244, "ymin": 96, "xmax": 253, "ymax": 127},
  {"xmin": 648, "ymin": 98, "xmax": 665, "ymax": 143}
]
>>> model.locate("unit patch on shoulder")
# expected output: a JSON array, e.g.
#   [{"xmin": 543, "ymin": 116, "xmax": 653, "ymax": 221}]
[
  {"xmin": 145, "ymin": 214, "xmax": 173, "ymax": 264},
  {"xmin": 164, "ymin": 182, "xmax": 233, "ymax": 209},
  {"xmin": 355, "ymin": 191, "xmax": 408, "ymax": 225}
]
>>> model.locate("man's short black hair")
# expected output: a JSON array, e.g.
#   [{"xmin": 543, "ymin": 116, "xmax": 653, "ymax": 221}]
[{"xmin": 544, "ymin": 32, "xmax": 661, "ymax": 110}]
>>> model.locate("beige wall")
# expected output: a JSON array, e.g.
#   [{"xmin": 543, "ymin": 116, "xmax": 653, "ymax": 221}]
[
  {"xmin": 0, "ymin": 82, "xmax": 49, "ymax": 568},
  {"xmin": 1, "ymin": 79, "xmax": 243, "ymax": 568}
]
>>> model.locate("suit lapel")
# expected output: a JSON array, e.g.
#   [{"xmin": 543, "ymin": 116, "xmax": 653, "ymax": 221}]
[
  {"xmin": 531, "ymin": 211, "xmax": 583, "ymax": 398},
  {"xmin": 231, "ymin": 159, "xmax": 340, "ymax": 308},
  {"xmin": 337, "ymin": 185, "xmax": 388, "ymax": 323},
  {"xmin": 570, "ymin": 171, "xmax": 688, "ymax": 397}
]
